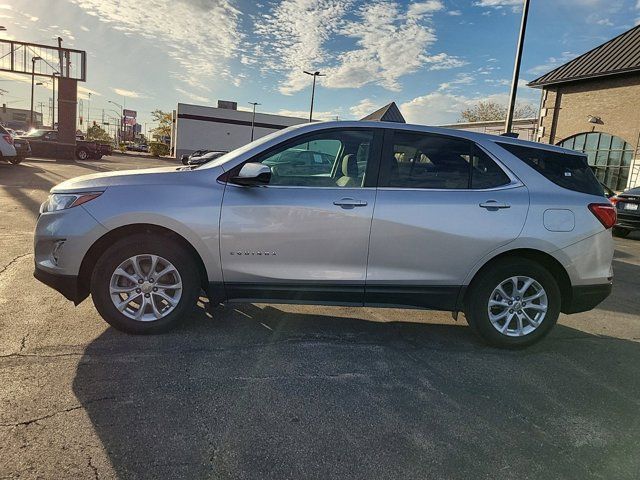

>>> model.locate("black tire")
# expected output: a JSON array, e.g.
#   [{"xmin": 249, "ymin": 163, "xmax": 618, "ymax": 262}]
[
  {"xmin": 613, "ymin": 227, "xmax": 630, "ymax": 238},
  {"xmin": 8, "ymin": 156, "xmax": 23, "ymax": 165},
  {"xmin": 90, "ymin": 234, "xmax": 200, "ymax": 334},
  {"xmin": 76, "ymin": 148, "xmax": 89, "ymax": 160},
  {"xmin": 464, "ymin": 258, "xmax": 561, "ymax": 348}
]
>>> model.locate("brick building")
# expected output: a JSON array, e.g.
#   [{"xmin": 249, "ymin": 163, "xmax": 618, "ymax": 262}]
[{"xmin": 529, "ymin": 25, "xmax": 640, "ymax": 191}]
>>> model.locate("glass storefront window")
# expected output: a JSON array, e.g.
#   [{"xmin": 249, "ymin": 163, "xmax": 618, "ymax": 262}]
[{"xmin": 558, "ymin": 132, "xmax": 634, "ymax": 191}]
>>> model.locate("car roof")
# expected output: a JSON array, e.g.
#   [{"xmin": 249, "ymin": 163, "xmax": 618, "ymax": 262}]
[{"xmin": 291, "ymin": 121, "xmax": 582, "ymax": 157}]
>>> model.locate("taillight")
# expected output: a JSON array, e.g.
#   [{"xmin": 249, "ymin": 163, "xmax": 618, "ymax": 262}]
[
  {"xmin": 609, "ymin": 195, "xmax": 619, "ymax": 206},
  {"xmin": 589, "ymin": 203, "xmax": 617, "ymax": 229},
  {"xmin": 2, "ymin": 134, "xmax": 13, "ymax": 145}
]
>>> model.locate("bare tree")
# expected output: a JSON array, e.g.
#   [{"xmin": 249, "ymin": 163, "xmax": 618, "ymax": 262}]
[{"xmin": 459, "ymin": 101, "xmax": 537, "ymax": 123}]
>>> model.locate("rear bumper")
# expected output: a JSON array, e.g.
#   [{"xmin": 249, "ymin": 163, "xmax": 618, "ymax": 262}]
[
  {"xmin": 562, "ymin": 283, "xmax": 612, "ymax": 314},
  {"xmin": 34, "ymin": 266, "xmax": 83, "ymax": 304},
  {"xmin": 616, "ymin": 213, "xmax": 640, "ymax": 230}
]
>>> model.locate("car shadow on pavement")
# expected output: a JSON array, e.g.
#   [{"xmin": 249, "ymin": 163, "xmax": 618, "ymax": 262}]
[{"xmin": 72, "ymin": 303, "xmax": 640, "ymax": 480}]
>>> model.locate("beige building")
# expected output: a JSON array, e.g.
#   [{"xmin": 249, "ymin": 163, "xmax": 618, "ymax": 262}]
[
  {"xmin": 439, "ymin": 118, "xmax": 538, "ymax": 141},
  {"xmin": 529, "ymin": 25, "xmax": 640, "ymax": 191}
]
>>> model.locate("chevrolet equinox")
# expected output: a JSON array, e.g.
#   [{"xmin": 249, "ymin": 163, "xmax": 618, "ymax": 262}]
[{"xmin": 34, "ymin": 121, "xmax": 615, "ymax": 347}]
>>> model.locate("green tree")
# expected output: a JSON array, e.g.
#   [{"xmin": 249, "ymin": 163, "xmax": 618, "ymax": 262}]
[
  {"xmin": 459, "ymin": 101, "xmax": 537, "ymax": 123},
  {"xmin": 86, "ymin": 123, "xmax": 112, "ymax": 143},
  {"xmin": 150, "ymin": 109, "xmax": 172, "ymax": 139}
]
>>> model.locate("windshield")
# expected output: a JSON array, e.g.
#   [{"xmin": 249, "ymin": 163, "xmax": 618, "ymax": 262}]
[
  {"xmin": 25, "ymin": 129, "xmax": 48, "ymax": 137},
  {"xmin": 199, "ymin": 126, "xmax": 299, "ymax": 170}
]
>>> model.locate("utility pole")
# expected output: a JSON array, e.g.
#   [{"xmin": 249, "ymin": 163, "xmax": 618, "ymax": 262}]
[
  {"xmin": 505, "ymin": 0, "xmax": 531, "ymax": 135},
  {"xmin": 248, "ymin": 101, "xmax": 260, "ymax": 141},
  {"xmin": 87, "ymin": 92, "xmax": 91, "ymax": 128},
  {"xmin": 303, "ymin": 70, "xmax": 325, "ymax": 122},
  {"xmin": 52, "ymin": 72, "xmax": 58, "ymax": 129},
  {"xmin": 30, "ymin": 56, "xmax": 42, "ymax": 129}
]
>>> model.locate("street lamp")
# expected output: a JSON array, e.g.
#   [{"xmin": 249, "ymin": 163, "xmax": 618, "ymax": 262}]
[
  {"xmin": 108, "ymin": 100, "xmax": 123, "ymax": 142},
  {"xmin": 52, "ymin": 72, "xmax": 59, "ymax": 129},
  {"xmin": 303, "ymin": 70, "xmax": 325, "ymax": 122},
  {"xmin": 504, "ymin": 0, "xmax": 530, "ymax": 134},
  {"xmin": 248, "ymin": 101, "xmax": 261, "ymax": 141},
  {"xmin": 30, "ymin": 56, "xmax": 42, "ymax": 128}
]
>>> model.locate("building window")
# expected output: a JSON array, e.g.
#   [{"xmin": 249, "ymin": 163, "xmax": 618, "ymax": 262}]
[{"xmin": 558, "ymin": 132, "xmax": 634, "ymax": 191}]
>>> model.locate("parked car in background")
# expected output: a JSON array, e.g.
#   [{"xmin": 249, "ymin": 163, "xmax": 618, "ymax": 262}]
[
  {"xmin": 610, "ymin": 188, "xmax": 640, "ymax": 237},
  {"xmin": 126, "ymin": 143, "xmax": 149, "ymax": 153},
  {"xmin": 181, "ymin": 149, "xmax": 212, "ymax": 165},
  {"xmin": 34, "ymin": 121, "xmax": 615, "ymax": 348},
  {"xmin": 186, "ymin": 150, "xmax": 227, "ymax": 166},
  {"xmin": 21, "ymin": 129, "xmax": 105, "ymax": 160},
  {"xmin": 0, "ymin": 124, "xmax": 19, "ymax": 164}
]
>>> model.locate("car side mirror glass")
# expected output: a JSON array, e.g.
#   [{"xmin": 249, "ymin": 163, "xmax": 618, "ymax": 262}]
[{"xmin": 230, "ymin": 163, "xmax": 271, "ymax": 186}]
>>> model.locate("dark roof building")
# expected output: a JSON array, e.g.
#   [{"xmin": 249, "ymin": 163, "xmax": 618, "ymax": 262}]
[
  {"xmin": 529, "ymin": 25, "xmax": 640, "ymax": 191},
  {"xmin": 529, "ymin": 25, "xmax": 640, "ymax": 88},
  {"xmin": 360, "ymin": 102, "xmax": 406, "ymax": 123}
]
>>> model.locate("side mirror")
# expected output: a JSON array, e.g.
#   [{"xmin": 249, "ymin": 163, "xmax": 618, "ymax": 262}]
[{"xmin": 230, "ymin": 163, "xmax": 271, "ymax": 186}]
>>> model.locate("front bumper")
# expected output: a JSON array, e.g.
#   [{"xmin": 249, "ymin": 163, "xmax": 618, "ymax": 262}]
[
  {"xmin": 562, "ymin": 283, "xmax": 612, "ymax": 314},
  {"xmin": 34, "ymin": 266, "xmax": 82, "ymax": 304}
]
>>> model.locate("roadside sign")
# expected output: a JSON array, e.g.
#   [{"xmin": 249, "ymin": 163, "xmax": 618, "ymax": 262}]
[{"xmin": 123, "ymin": 109, "xmax": 137, "ymax": 118}]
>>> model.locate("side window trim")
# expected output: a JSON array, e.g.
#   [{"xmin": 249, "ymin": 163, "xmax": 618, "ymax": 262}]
[
  {"xmin": 221, "ymin": 127, "xmax": 381, "ymax": 189},
  {"xmin": 378, "ymin": 129, "xmax": 520, "ymax": 191}
]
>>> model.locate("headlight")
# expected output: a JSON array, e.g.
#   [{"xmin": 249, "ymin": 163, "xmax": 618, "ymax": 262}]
[{"xmin": 40, "ymin": 192, "xmax": 102, "ymax": 213}]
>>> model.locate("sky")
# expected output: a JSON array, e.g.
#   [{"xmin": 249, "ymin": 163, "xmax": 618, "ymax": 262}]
[{"xmin": 1, "ymin": 0, "xmax": 639, "ymax": 131}]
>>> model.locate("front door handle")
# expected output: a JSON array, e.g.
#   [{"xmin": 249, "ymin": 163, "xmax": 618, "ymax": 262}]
[
  {"xmin": 334, "ymin": 198, "xmax": 368, "ymax": 208},
  {"xmin": 479, "ymin": 200, "xmax": 511, "ymax": 210}
]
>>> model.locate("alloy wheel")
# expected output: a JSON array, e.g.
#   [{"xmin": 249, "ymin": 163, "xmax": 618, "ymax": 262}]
[
  {"xmin": 109, "ymin": 254, "xmax": 182, "ymax": 322},
  {"xmin": 487, "ymin": 276, "xmax": 548, "ymax": 337}
]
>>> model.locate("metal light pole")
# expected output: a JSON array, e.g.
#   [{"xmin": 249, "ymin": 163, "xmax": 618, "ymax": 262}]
[
  {"xmin": 52, "ymin": 72, "xmax": 59, "ymax": 129},
  {"xmin": 303, "ymin": 70, "xmax": 325, "ymax": 122},
  {"xmin": 30, "ymin": 56, "xmax": 42, "ymax": 129},
  {"xmin": 108, "ymin": 100, "xmax": 123, "ymax": 142},
  {"xmin": 505, "ymin": 0, "xmax": 531, "ymax": 135},
  {"xmin": 248, "ymin": 101, "xmax": 260, "ymax": 141}
]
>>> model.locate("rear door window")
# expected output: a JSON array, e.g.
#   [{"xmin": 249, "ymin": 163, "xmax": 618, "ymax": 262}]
[
  {"xmin": 498, "ymin": 143, "xmax": 604, "ymax": 196},
  {"xmin": 380, "ymin": 131, "xmax": 510, "ymax": 189}
]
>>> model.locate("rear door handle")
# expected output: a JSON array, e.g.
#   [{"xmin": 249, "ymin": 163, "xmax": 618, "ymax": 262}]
[
  {"xmin": 479, "ymin": 200, "xmax": 511, "ymax": 210},
  {"xmin": 334, "ymin": 198, "xmax": 368, "ymax": 208}
]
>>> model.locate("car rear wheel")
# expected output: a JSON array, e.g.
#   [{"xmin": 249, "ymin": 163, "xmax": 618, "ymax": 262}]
[
  {"xmin": 90, "ymin": 234, "xmax": 200, "ymax": 334},
  {"xmin": 613, "ymin": 227, "xmax": 630, "ymax": 238},
  {"xmin": 76, "ymin": 148, "xmax": 89, "ymax": 160},
  {"xmin": 8, "ymin": 156, "xmax": 23, "ymax": 165},
  {"xmin": 464, "ymin": 258, "xmax": 560, "ymax": 348}
]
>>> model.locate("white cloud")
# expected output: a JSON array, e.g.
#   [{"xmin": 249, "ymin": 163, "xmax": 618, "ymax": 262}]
[
  {"xmin": 527, "ymin": 51, "xmax": 576, "ymax": 76},
  {"xmin": 438, "ymin": 72, "xmax": 475, "ymax": 91},
  {"xmin": 253, "ymin": 0, "xmax": 350, "ymax": 95},
  {"xmin": 447, "ymin": 10, "xmax": 462, "ymax": 16},
  {"xmin": 276, "ymin": 109, "xmax": 337, "ymax": 121},
  {"xmin": 349, "ymin": 98, "xmax": 386, "ymax": 118},
  {"xmin": 112, "ymin": 87, "xmax": 143, "ymax": 98},
  {"xmin": 255, "ymin": 0, "xmax": 461, "ymax": 94},
  {"xmin": 69, "ymin": 0, "xmax": 241, "ymax": 91},
  {"xmin": 175, "ymin": 87, "xmax": 211, "ymax": 104},
  {"xmin": 400, "ymin": 90, "xmax": 537, "ymax": 125},
  {"xmin": 473, "ymin": 0, "xmax": 521, "ymax": 8}
]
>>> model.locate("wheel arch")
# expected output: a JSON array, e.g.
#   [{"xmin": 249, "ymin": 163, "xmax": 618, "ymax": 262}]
[
  {"xmin": 461, "ymin": 248, "xmax": 572, "ymax": 312},
  {"xmin": 77, "ymin": 223, "xmax": 209, "ymax": 303}
]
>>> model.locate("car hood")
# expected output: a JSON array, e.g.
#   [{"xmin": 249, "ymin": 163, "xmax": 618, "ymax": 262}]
[{"xmin": 51, "ymin": 165, "xmax": 221, "ymax": 193}]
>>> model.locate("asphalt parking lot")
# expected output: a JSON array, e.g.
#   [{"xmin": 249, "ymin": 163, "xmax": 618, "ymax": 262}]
[{"xmin": 1, "ymin": 156, "xmax": 639, "ymax": 479}]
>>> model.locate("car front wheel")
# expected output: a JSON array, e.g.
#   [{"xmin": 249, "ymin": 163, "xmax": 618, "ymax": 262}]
[
  {"xmin": 8, "ymin": 156, "xmax": 23, "ymax": 165},
  {"xmin": 90, "ymin": 234, "xmax": 200, "ymax": 333},
  {"xmin": 464, "ymin": 258, "xmax": 560, "ymax": 348}
]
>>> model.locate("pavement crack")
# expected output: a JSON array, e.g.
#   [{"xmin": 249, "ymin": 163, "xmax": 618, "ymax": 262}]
[
  {"xmin": 87, "ymin": 453, "xmax": 100, "ymax": 480},
  {"xmin": 0, "ymin": 252, "xmax": 32, "ymax": 276},
  {"xmin": 19, "ymin": 333, "xmax": 29, "ymax": 352},
  {"xmin": 0, "ymin": 396, "xmax": 117, "ymax": 428}
]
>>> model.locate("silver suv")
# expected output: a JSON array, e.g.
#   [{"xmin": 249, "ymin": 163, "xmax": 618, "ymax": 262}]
[{"xmin": 34, "ymin": 122, "xmax": 615, "ymax": 347}]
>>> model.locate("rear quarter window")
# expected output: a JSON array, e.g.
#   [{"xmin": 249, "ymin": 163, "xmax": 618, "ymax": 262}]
[{"xmin": 498, "ymin": 143, "xmax": 604, "ymax": 196}]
